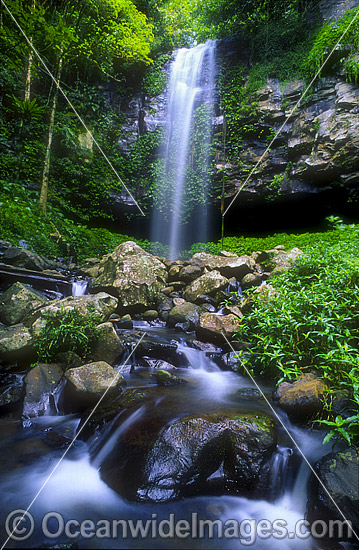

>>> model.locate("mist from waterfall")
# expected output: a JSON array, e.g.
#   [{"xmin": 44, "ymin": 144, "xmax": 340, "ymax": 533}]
[{"xmin": 151, "ymin": 40, "xmax": 216, "ymax": 259}]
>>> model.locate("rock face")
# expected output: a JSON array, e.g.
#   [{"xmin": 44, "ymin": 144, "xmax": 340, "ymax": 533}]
[
  {"xmin": 307, "ymin": 448, "xmax": 359, "ymax": 542},
  {"xmin": 0, "ymin": 282, "xmax": 47, "ymax": 326},
  {"xmin": 196, "ymin": 312, "xmax": 240, "ymax": 344},
  {"xmin": 278, "ymin": 373, "xmax": 327, "ymax": 419},
  {"xmin": 184, "ymin": 271, "xmax": 229, "ymax": 303},
  {"xmin": 23, "ymin": 363, "xmax": 64, "ymax": 417},
  {"xmin": 90, "ymin": 242, "xmax": 168, "ymax": 313},
  {"xmin": 65, "ymin": 361, "xmax": 126, "ymax": 409},
  {"xmin": 0, "ymin": 324, "xmax": 34, "ymax": 362},
  {"xmin": 100, "ymin": 412, "xmax": 276, "ymax": 502},
  {"xmin": 29, "ymin": 293, "xmax": 117, "ymax": 336}
]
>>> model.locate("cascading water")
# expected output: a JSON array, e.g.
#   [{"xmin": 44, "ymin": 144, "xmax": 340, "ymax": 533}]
[
  {"xmin": 151, "ymin": 40, "xmax": 216, "ymax": 259},
  {"xmin": 0, "ymin": 326, "xmax": 356, "ymax": 549}
]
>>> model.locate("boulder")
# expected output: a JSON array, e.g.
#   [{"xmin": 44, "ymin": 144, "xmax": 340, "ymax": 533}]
[
  {"xmin": 89, "ymin": 241, "xmax": 168, "ymax": 312},
  {"xmin": 117, "ymin": 314, "xmax": 133, "ymax": 329},
  {"xmin": 241, "ymin": 273, "xmax": 262, "ymax": 289},
  {"xmin": 142, "ymin": 310, "xmax": 158, "ymax": 321},
  {"xmin": 269, "ymin": 248, "xmax": 303, "ymax": 274},
  {"xmin": 167, "ymin": 302, "xmax": 200, "ymax": 330},
  {"xmin": 0, "ymin": 323, "xmax": 34, "ymax": 362},
  {"xmin": 178, "ymin": 265, "xmax": 202, "ymax": 283},
  {"xmin": 307, "ymin": 449, "xmax": 359, "ymax": 543},
  {"xmin": 0, "ymin": 373, "xmax": 24, "ymax": 410},
  {"xmin": 29, "ymin": 293, "xmax": 118, "ymax": 336},
  {"xmin": 278, "ymin": 374, "xmax": 327, "ymax": 419},
  {"xmin": 153, "ymin": 370, "xmax": 186, "ymax": 386},
  {"xmin": 191, "ymin": 252, "xmax": 255, "ymax": 279},
  {"xmin": 0, "ymin": 282, "xmax": 47, "ymax": 326},
  {"xmin": 155, "ymin": 293, "xmax": 173, "ymax": 322},
  {"xmin": 3, "ymin": 246, "xmax": 54, "ymax": 271},
  {"xmin": 101, "ymin": 412, "xmax": 276, "ymax": 502},
  {"xmin": 23, "ymin": 363, "xmax": 64, "ymax": 417},
  {"xmin": 91, "ymin": 322, "xmax": 124, "ymax": 365},
  {"xmin": 184, "ymin": 271, "xmax": 229, "ymax": 304},
  {"xmin": 196, "ymin": 312, "xmax": 239, "ymax": 344},
  {"xmin": 65, "ymin": 361, "xmax": 126, "ymax": 409}
]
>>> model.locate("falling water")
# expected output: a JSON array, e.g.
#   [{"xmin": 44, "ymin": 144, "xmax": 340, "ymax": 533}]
[{"xmin": 151, "ymin": 40, "xmax": 216, "ymax": 259}]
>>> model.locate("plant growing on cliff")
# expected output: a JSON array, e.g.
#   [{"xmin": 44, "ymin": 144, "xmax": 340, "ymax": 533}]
[{"xmin": 33, "ymin": 309, "xmax": 100, "ymax": 363}]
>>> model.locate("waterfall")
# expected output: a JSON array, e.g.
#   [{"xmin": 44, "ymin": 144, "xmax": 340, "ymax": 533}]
[{"xmin": 151, "ymin": 40, "xmax": 216, "ymax": 259}]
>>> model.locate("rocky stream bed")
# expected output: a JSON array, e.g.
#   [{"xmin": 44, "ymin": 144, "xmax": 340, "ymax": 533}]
[{"xmin": 0, "ymin": 239, "xmax": 358, "ymax": 549}]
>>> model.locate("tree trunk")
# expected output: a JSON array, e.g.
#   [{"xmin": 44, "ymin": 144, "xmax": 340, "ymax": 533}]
[
  {"xmin": 39, "ymin": 54, "xmax": 63, "ymax": 215},
  {"xmin": 24, "ymin": 0, "xmax": 36, "ymax": 100}
]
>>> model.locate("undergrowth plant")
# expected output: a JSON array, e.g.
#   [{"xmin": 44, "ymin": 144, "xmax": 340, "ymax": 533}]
[
  {"xmin": 33, "ymin": 309, "xmax": 100, "ymax": 363},
  {"xmin": 235, "ymin": 235, "xmax": 359, "ymax": 446}
]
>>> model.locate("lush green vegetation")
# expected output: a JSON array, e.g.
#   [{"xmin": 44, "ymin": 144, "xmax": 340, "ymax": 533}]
[
  {"xmin": 232, "ymin": 225, "xmax": 359, "ymax": 446},
  {"xmin": 33, "ymin": 309, "xmax": 100, "ymax": 363}
]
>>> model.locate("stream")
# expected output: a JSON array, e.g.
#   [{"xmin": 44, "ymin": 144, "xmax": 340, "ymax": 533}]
[{"xmin": 0, "ymin": 323, "xmax": 355, "ymax": 550}]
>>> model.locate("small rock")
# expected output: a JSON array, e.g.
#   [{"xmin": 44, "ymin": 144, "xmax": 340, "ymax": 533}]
[
  {"xmin": 153, "ymin": 369, "xmax": 186, "ymax": 386},
  {"xmin": 117, "ymin": 314, "xmax": 133, "ymax": 329},
  {"xmin": 241, "ymin": 273, "xmax": 262, "ymax": 290}
]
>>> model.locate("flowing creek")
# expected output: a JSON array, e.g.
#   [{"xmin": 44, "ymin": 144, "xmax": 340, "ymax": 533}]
[{"xmin": 0, "ymin": 323, "xmax": 354, "ymax": 549}]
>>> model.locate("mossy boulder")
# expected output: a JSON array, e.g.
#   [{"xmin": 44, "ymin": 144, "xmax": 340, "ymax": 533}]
[
  {"xmin": 184, "ymin": 271, "xmax": 229, "ymax": 304},
  {"xmin": 100, "ymin": 411, "xmax": 276, "ymax": 502},
  {"xmin": 196, "ymin": 312, "xmax": 240, "ymax": 344},
  {"xmin": 28, "ymin": 293, "xmax": 118, "ymax": 336},
  {"xmin": 0, "ymin": 282, "xmax": 48, "ymax": 326},
  {"xmin": 167, "ymin": 302, "xmax": 200, "ymax": 330},
  {"xmin": 278, "ymin": 373, "xmax": 327, "ymax": 419},
  {"xmin": 90, "ymin": 322, "xmax": 124, "ymax": 366},
  {"xmin": 153, "ymin": 370, "xmax": 186, "ymax": 386},
  {"xmin": 89, "ymin": 241, "xmax": 168, "ymax": 313},
  {"xmin": 190, "ymin": 252, "xmax": 255, "ymax": 279},
  {"xmin": 65, "ymin": 361, "xmax": 126, "ymax": 410},
  {"xmin": 0, "ymin": 323, "xmax": 34, "ymax": 363},
  {"xmin": 307, "ymin": 448, "xmax": 359, "ymax": 543}
]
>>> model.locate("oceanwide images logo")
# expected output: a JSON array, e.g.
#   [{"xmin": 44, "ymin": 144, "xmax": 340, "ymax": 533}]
[{"xmin": 4, "ymin": 510, "xmax": 354, "ymax": 544}]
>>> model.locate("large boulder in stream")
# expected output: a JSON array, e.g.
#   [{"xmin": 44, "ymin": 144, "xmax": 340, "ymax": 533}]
[
  {"xmin": 100, "ymin": 411, "xmax": 276, "ymax": 502},
  {"xmin": 0, "ymin": 323, "xmax": 34, "ymax": 363},
  {"xmin": 65, "ymin": 361, "xmax": 126, "ymax": 410},
  {"xmin": 89, "ymin": 241, "xmax": 168, "ymax": 313},
  {"xmin": 307, "ymin": 448, "xmax": 359, "ymax": 543},
  {"xmin": 0, "ymin": 282, "xmax": 48, "ymax": 326},
  {"xmin": 196, "ymin": 312, "xmax": 240, "ymax": 344},
  {"xmin": 277, "ymin": 373, "xmax": 327, "ymax": 419},
  {"xmin": 28, "ymin": 292, "xmax": 118, "ymax": 336},
  {"xmin": 183, "ymin": 271, "xmax": 229, "ymax": 304}
]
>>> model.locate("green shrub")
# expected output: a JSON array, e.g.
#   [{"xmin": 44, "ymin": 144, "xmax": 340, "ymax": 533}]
[
  {"xmin": 235, "ymin": 238, "xmax": 359, "ymax": 445},
  {"xmin": 33, "ymin": 309, "xmax": 100, "ymax": 363}
]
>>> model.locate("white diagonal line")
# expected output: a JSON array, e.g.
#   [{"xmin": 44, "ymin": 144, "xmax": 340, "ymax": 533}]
[
  {"xmin": 222, "ymin": 332, "xmax": 359, "ymax": 543},
  {"xmin": 223, "ymin": 7, "xmax": 359, "ymax": 217},
  {"xmin": 0, "ymin": 0, "xmax": 145, "ymax": 216},
  {"xmin": 0, "ymin": 331, "xmax": 147, "ymax": 549}
]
